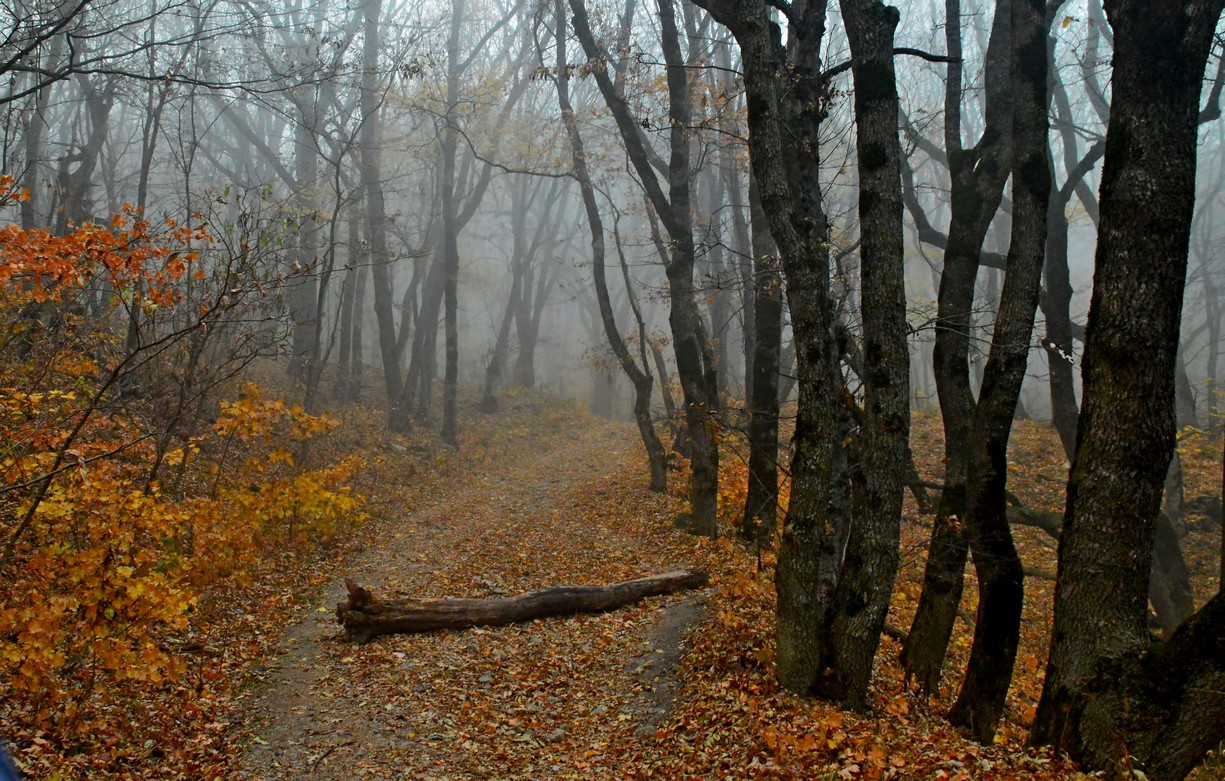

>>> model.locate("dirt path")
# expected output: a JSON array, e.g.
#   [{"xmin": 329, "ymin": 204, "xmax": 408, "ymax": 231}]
[{"xmin": 236, "ymin": 417, "xmax": 710, "ymax": 780}]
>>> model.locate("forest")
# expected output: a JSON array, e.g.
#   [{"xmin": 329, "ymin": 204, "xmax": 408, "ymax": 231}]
[{"xmin": 0, "ymin": 0, "xmax": 1223, "ymax": 778}]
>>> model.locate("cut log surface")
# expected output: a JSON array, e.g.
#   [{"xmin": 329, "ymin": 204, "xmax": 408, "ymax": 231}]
[{"xmin": 336, "ymin": 568, "xmax": 710, "ymax": 643}]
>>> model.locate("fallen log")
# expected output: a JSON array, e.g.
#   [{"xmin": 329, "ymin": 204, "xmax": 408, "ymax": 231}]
[{"xmin": 336, "ymin": 568, "xmax": 710, "ymax": 643}]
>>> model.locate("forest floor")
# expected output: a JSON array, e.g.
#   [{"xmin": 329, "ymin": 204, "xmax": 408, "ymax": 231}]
[
  {"xmin": 232, "ymin": 392, "xmax": 715, "ymax": 780},
  {"xmin": 197, "ymin": 390, "xmax": 1222, "ymax": 780}
]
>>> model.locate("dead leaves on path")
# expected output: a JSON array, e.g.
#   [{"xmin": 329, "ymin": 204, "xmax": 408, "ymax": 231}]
[{"xmin": 34, "ymin": 388, "xmax": 1221, "ymax": 779}]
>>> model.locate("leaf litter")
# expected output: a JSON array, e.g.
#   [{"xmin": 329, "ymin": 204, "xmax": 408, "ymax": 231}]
[
  {"xmin": 33, "ymin": 388, "xmax": 1217, "ymax": 780},
  {"xmin": 233, "ymin": 402, "xmax": 1222, "ymax": 780}
]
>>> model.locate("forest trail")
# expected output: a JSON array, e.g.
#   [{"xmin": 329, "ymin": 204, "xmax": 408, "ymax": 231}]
[{"xmin": 235, "ymin": 411, "xmax": 710, "ymax": 780}]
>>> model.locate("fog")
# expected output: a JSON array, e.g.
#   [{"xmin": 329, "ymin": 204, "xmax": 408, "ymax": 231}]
[{"xmin": 4, "ymin": 0, "xmax": 1224, "ymax": 432}]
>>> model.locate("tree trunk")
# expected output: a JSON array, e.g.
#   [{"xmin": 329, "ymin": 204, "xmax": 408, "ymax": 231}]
[
  {"xmin": 359, "ymin": 0, "xmax": 402, "ymax": 410},
  {"xmin": 689, "ymin": 0, "xmax": 847, "ymax": 698},
  {"xmin": 657, "ymin": 0, "xmax": 718, "ymax": 536},
  {"xmin": 741, "ymin": 176, "xmax": 782, "ymax": 545},
  {"xmin": 20, "ymin": 33, "xmax": 63, "ymax": 231},
  {"xmin": 480, "ymin": 197, "xmax": 525, "ymax": 412},
  {"xmin": 1148, "ymin": 510, "xmax": 1195, "ymax": 636},
  {"xmin": 438, "ymin": 0, "xmax": 463, "ymax": 447},
  {"xmin": 555, "ymin": 2, "xmax": 666, "ymax": 491},
  {"xmin": 397, "ymin": 256, "xmax": 444, "ymax": 429},
  {"xmin": 336, "ymin": 215, "xmax": 360, "ymax": 401},
  {"xmin": 350, "ymin": 250, "xmax": 368, "ymax": 400},
  {"xmin": 1204, "ymin": 271, "xmax": 1221, "ymax": 424},
  {"xmin": 569, "ymin": 0, "xmax": 718, "ymax": 535},
  {"xmin": 287, "ymin": 76, "xmax": 321, "ymax": 380},
  {"xmin": 55, "ymin": 74, "xmax": 116, "ymax": 235},
  {"xmin": 1030, "ymin": 2, "xmax": 1225, "ymax": 777},
  {"xmin": 1175, "ymin": 349, "xmax": 1199, "ymax": 428},
  {"xmin": 337, "ymin": 569, "xmax": 710, "ymax": 643},
  {"xmin": 1043, "ymin": 68, "xmax": 1104, "ymax": 458},
  {"xmin": 826, "ymin": 0, "xmax": 910, "ymax": 712},
  {"xmin": 945, "ymin": 0, "xmax": 1050, "ymax": 743},
  {"xmin": 511, "ymin": 187, "xmax": 566, "ymax": 389},
  {"xmin": 902, "ymin": 0, "xmax": 1013, "ymax": 694}
]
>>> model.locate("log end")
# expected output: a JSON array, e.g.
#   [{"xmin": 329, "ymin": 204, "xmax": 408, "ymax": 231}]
[
  {"xmin": 337, "ymin": 578, "xmax": 379, "ymax": 634},
  {"xmin": 673, "ymin": 567, "xmax": 711, "ymax": 590},
  {"xmin": 344, "ymin": 578, "xmax": 375, "ymax": 608}
]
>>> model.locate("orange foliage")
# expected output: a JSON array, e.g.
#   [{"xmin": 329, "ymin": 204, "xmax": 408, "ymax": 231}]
[{"xmin": 0, "ymin": 190, "xmax": 366, "ymax": 774}]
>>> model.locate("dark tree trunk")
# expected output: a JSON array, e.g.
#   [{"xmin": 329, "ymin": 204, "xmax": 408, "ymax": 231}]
[
  {"xmin": 901, "ymin": 483, "xmax": 969, "ymax": 695},
  {"xmin": 55, "ymin": 74, "xmax": 116, "ymax": 235},
  {"xmin": 656, "ymin": 0, "xmax": 719, "ymax": 536},
  {"xmin": 1041, "ymin": 205, "xmax": 1080, "ymax": 459},
  {"xmin": 741, "ymin": 176, "xmax": 782, "ymax": 545},
  {"xmin": 359, "ymin": 0, "xmax": 402, "ymax": 410},
  {"xmin": 902, "ymin": 0, "xmax": 1013, "ymax": 695},
  {"xmin": 337, "ymin": 569, "xmax": 710, "ymax": 643},
  {"xmin": 438, "ymin": 0, "xmax": 463, "ymax": 447},
  {"xmin": 945, "ymin": 0, "xmax": 1051, "ymax": 743},
  {"xmin": 742, "ymin": 9, "xmax": 844, "ymax": 698},
  {"xmin": 825, "ymin": 0, "xmax": 910, "ymax": 712},
  {"xmin": 1031, "ymin": 2, "xmax": 1225, "ymax": 777},
  {"xmin": 1148, "ymin": 510, "xmax": 1195, "ymax": 636},
  {"xmin": 690, "ymin": 0, "xmax": 850, "ymax": 701}
]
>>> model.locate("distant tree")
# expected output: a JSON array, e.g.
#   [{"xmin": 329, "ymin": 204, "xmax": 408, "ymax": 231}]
[
  {"xmin": 569, "ymin": 0, "xmax": 721, "ymax": 536},
  {"xmin": 554, "ymin": 0, "xmax": 669, "ymax": 492}
]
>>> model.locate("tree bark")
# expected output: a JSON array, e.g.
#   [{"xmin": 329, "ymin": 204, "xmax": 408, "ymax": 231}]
[
  {"xmin": 337, "ymin": 569, "xmax": 710, "ymax": 643},
  {"xmin": 689, "ymin": 0, "xmax": 848, "ymax": 701},
  {"xmin": 439, "ymin": 0, "xmax": 463, "ymax": 447},
  {"xmin": 741, "ymin": 176, "xmax": 782, "ymax": 545},
  {"xmin": 901, "ymin": 0, "xmax": 1013, "ymax": 695},
  {"xmin": 358, "ymin": 0, "xmax": 402, "ymax": 409},
  {"xmin": 947, "ymin": 0, "xmax": 1051, "ymax": 742},
  {"xmin": 1030, "ymin": 1, "xmax": 1225, "ymax": 777},
  {"xmin": 556, "ymin": 0, "xmax": 667, "ymax": 492},
  {"xmin": 569, "ymin": 0, "xmax": 719, "ymax": 535},
  {"xmin": 828, "ymin": 0, "xmax": 910, "ymax": 712}
]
